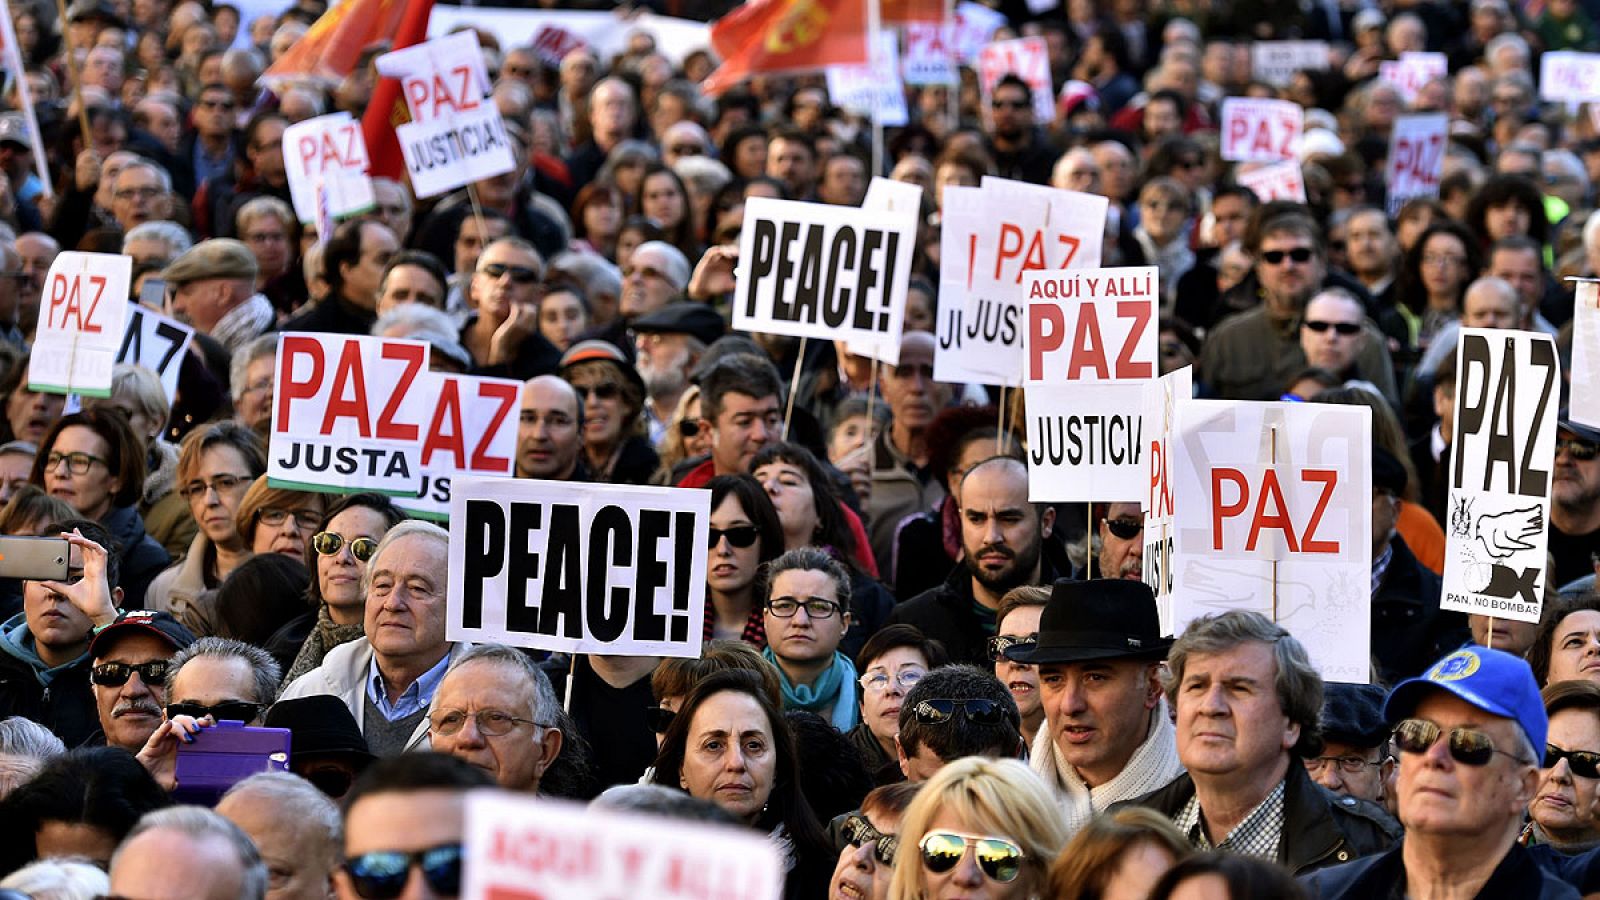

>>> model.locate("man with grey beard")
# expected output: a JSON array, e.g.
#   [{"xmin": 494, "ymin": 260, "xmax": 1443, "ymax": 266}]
[{"xmin": 630, "ymin": 302, "xmax": 722, "ymax": 447}]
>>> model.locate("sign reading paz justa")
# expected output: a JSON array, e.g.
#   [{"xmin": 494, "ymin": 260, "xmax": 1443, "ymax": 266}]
[
  {"xmin": 448, "ymin": 478, "xmax": 710, "ymax": 659},
  {"xmin": 1386, "ymin": 113, "xmax": 1448, "ymax": 215},
  {"xmin": 1022, "ymin": 266, "xmax": 1159, "ymax": 502},
  {"xmin": 116, "ymin": 305, "xmax": 194, "ymax": 405},
  {"xmin": 396, "ymin": 373, "xmax": 522, "ymax": 522},
  {"xmin": 30, "ymin": 251, "xmax": 131, "ymax": 397},
  {"xmin": 1442, "ymin": 329, "xmax": 1560, "ymax": 624},
  {"xmin": 282, "ymin": 112, "xmax": 374, "ymax": 225},
  {"xmin": 377, "ymin": 31, "xmax": 517, "ymax": 199},
  {"xmin": 1220, "ymin": 98, "xmax": 1302, "ymax": 163}
]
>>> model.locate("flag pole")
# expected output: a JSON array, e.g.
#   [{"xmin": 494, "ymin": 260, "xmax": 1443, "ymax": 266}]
[
  {"xmin": 868, "ymin": 0, "xmax": 884, "ymax": 177},
  {"xmin": 52, "ymin": 0, "xmax": 92, "ymax": 148},
  {"xmin": 945, "ymin": 0, "xmax": 957, "ymax": 129}
]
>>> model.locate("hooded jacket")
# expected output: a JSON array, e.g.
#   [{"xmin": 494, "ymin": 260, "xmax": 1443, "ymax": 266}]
[{"xmin": 0, "ymin": 611, "xmax": 98, "ymax": 747}]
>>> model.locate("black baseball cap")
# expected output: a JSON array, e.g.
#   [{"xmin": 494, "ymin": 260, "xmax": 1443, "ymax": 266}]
[{"xmin": 90, "ymin": 610, "xmax": 196, "ymax": 659}]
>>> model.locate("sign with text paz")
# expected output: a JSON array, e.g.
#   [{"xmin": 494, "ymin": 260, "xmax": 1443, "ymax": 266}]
[
  {"xmin": 529, "ymin": 24, "xmax": 589, "ymax": 68},
  {"xmin": 1236, "ymin": 160, "xmax": 1306, "ymax": 204},
  {"xmin": 1170, "ymin": 400, "xmax": 1372, "ymax": 683},
  {"xmin": 1571, "ymin": 280, "xmax": 1600, "ymax": 428},
  {"xmin": 1220, "ymin": 98, "xmax": 1303, "ymax": 163},
  {"xmin": 463, "ymin": 792, "xmax": 782, "ymax": 900},
  {"xmin": 1541, "ymin": 51, "xmax": 1600, "ymax": 103},
  {"xmin": 1141, "ymin": 365, "xmax": 1193, "ymax": 637},
  {"xmin": 1386, "ymin": 113, "xmax": 1448, "ymax": 216},
  {"xmin": 978, "ymin": 37, "xmax": 1053, "ymax": 127},
  {"xmin": 952, "ymin": 2, "xmax": 1006, "ymax": 63},
  {"xmin": 1022, "ymin": 266, "xmax": 1159, "ymax": 502},
  {"xmin": 395, "ymin": 372, "xmax": 522, "ymax": 522},
  {"xmin": 448, "ymin": 478, "xmax": 711, "ymax": 659},
  {"xmin": 268, "ymin": 333, "xmax": 433, "ymax": 496},
  {"xmin": 1250, "ymin": 41, "xmax": 1330, "ymax": 88},
  {"xmin": 826, "ymin": 33, "xmax": 909, "ymax": 128},
  {"xmin": 1378, "ymin": 51, "xmax": 1447, "ymax": 105},
  {"xmin": 1441, "ymin": 328, "xmax": 1560, "ymax": 624},
  {"xmin": 734, "ymin": 196, "xmax": 916, "ymax": 365},
  {"xmin": 29, "ymin": 251, "xmax": 131, "ymax": 397},
  {"xmin": 902, "ymin": 22, "xmax": 956, "ymax": 85},
  {"xmin": 283, "ymin": 112, "xmax": 374, "ymax": 225},
  {"xmin": 116, "ymin": 305, "xmax": 195, "ymax": 405}
]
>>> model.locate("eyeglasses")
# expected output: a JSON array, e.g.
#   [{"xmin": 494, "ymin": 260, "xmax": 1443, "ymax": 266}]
[
  {"xmin": 1392, "ymin": 717, "xmax": 1529, "ymax": 766},
  {"xmin": 575, "ymin": 382, "xmax": 621, "ymax": 401},
  {"xmin": 430, "ymin": 709, "xmax": 542, "ymax": 737},
  {"xmin": 1104, "ymin": 517, "xmax": 1143, "ymax": 540},
  {"xmin": 859, "ymin": 668, "xmax": 926, "ymax": 693},
  {"xmin": 258, "ymin": 508, "xmax": 320, "ymax": 528},
  {"xmin": 199, "ymin": 98, "xmax": 235, "ymax": 110},
  {"xmin": 913, "ymin": 697, "xmax": 1012, "ymax": 727},
  {"xmin": 646, "ymin": 705, "xmax": 676, "ymax": 734},
  {"xmin": 707, "ymin": 525, "xmax": 759, "ymax": 549},
  {"xmin": 46, "ymin": 451, "xmax": 108, "ymax": 475},
  {"xmin": 990, "ymin": 98, "xmax": 1029, "ymax": 110},
  {"xmin": 843, "ymin": 814, "xmax": 899, "ymax": 866},
  {"xmin": 342, "ymin": 843, "xmax": 463, "ymax": 900},
  {"xmin": 478, "ymin": 262, "xmax": 541, "ymax": 284},
  {"xmin": 1422, "ymin": 253, "xmax": 1465, "ymax": 268},
  {"xmin": 166, "ymin": 700, "xmax": 263, "ymax": 722},
  {"xmin": 1260, "ymin": 247, "xmax": 1314, "ymax": 265},
  {"xmin": 1546, "ymin": 744, "xmax": 1600, "ymax": 778},
  {"xmin": 1303, "ymin": 754, "xmax": 1382, "ymax": 775},
  {"xmin": 767, "ymin": 596, "xmax": 842, "ymax": 618},
  {"xmin": 988, "ymin": 634, "xmax": 1035, "ymax": 662},
  {"xmin": 1556, "ymin": 438, "xmax": 1599, "ymax": 461},
  {"xmin": 312, "ymin": 531, "xmax": 379, "ymax": 562},
  {"xmin": 90, "ymin": 660, "xmax": 172, "ymax": 687},
  {"xmin": 1303, "ymin": 320, "xmax": 1362, "ymax": 335},
  {"xmin": 178, "ymin": 473, "xmax": 253, "ymax": 500},
  {"xmin": 918, "ymin": 831, "xmax": 1026, "ymax": 883}
]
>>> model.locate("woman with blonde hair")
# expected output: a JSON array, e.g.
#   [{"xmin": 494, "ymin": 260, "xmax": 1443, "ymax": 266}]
[
  {"xmin": 889, "ymin": 757, "xmax": 1067, "ymax": 900},
  {"xmin": 1046, "ymin": 808, "xmax": 1191, "ymax": 900}
]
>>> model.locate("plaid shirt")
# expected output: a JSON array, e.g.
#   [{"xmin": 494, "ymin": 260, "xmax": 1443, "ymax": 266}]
[
  {"xmin": 1174, "ymin": 780, "xmax": 1287, "ymax": 861},
  {"xmin": 703, "ymin": 596, "xmax": 766, "ymax": 649}
]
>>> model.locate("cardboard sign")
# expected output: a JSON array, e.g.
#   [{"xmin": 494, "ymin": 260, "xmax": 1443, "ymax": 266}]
[
  {"xmin": 116, "ymin": 305, "xmax": 195, "ymax": 405},
  {"xmin": 1250, "ymin": 41, "xmax": 1330, "ymax": 87},
  {"xmin": 1572, "ymin": 280, "xmax": 1600, "ymax": 428},
  {"xmin": 847, "ymin": 178, "xmax": 926, "ymax": 364},
  {"xmin": 1236, "ymin": 160, "xmax": 1307, "ymax": 203},
  {"xmin": 29, "ymin": 251, "xmax": 132, "ymax": 397},
  {"xmin": 903, "ymin": 22, "xmax": 956, "ymax": 85},
  {"xmin": 529, "ymin": 24, "xmax": 589, "ymax": 68},
  {"xmin": 1541, "ymin": 51, "xmax": 1600, "ymax": 103},
  {"xmin": 448, "ymin": 478, "xmax": 710, "ymax": 658},
  {"xmin": 1220, "ymin": 98, "xmax": 1303, "ymax": 163},
  {"xmin": 978, "ymin": 37, "xmax": 1054, "ymax": 126},
  {"xmin": 1386, "ymin": 113, "xmax": 1448, "ymax": 215},
  {"xmin": 396, "ymin": 373, "xmax": 522, "ymax": 521},
  {"xmin": 268, "ymin": 333, "xmax": 433, "ymax": 495},
  {"xmin": 1441, "ymin": 329, "xmax": 1560, "ymax": 623},
  {"xmin": 283, "ymin": 113, "xmax": 374, "ymax": 225},
  {"xmin": 1379, "ymin": 51, "xmax": 1447, "ymax": 104},
  {"xmin": 1023, "ymin": 266, "xmax": 1159, "ymax": 502},
  {"xmin": 1142, "ymin": 365, "xmax": 1192, "ymax": 636},
  {"xmin": 1170, "ymin": 400, "xmax": 1372, "ymax": 683},
  {"xmin": 463, "ymin": 792, "xmax": 782, "ymax": 900},
  {"xmin": 378, "ymin": 31, "xmax": 517, "ymax": 199},
  {"xmin": 827, "ymin": 34, "xmax": 909, "ymax": 127},
  {"xmin": 734, "ymin": 196, "xmax": 916, "ymax": 364}
]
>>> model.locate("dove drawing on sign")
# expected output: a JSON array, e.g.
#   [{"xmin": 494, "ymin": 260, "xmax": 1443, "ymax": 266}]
[{"xmin": 1474, "ymin": 506, "xmax": 1543, "ymax": 559}]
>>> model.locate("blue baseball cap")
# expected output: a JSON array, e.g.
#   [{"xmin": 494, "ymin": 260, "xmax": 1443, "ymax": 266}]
[{"xmin": 1385, "ymin": 647, "xmax": 1548, "ymax": 765}]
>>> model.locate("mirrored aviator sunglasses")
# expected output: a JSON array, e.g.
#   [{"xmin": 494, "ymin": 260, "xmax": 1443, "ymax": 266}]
[
  {"xmin": 1392, "ymin": 718, "xmax": 1519, "ymax": 766},
  {"xmin": 343, "ymin": 844, "xmax": 463, "ymax": 900},
  {"xmin": 843, "ymin": 814, "xmax": 899, "ymax": 866},
  {"xmin": 918, "ymin": 831, "xmax": 1025, "ymax": 883},
  {"xmin": 913, "ymin": 697, "xmax": 1010, "ymax": 726}
]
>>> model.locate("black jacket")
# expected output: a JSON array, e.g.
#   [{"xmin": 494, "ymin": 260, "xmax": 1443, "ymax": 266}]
[
  {"xmin": 281, "ymin": 295, "xmax": 377, "ymax": 338},
  {"xmin": 1372, "ymin": 535, "xmax": 1468, "ymax": 684},
  {"xmin": 1115, "ymin": 763, "xmax": 1400, "ymax": 876},
  {"xmin": 0, "ymin": 638, "xmax": 99, "ymax": 748},
  {"xmin": 1302, "ymin": 841, "xmax": 1580, "ymax": 899},
  {"xmin": 105, "ymin": 504, "xmax": 172, "ymax": 611}
]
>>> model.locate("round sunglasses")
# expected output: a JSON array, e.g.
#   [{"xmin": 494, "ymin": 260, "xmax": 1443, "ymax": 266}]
[{"xmin": 312, "ymin": 531, "xmax": 379, "ymax": 562}]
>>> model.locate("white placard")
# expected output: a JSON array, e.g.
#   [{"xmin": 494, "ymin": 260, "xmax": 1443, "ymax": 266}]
[
  {"xmin": 1386, "ymin": 113, "xmax": 1448, "ymax": 215},
  {"xmin": 1170, "ymin": 400, "xmax": 1373, "ymax": 683},
  {"xmin": 903, "ymin": 22, "xmax": 956, "ymax": 85},
  {"xmin": 1379, "ymin": 51, "xmax": 1448, "ymax": 104},
  {"xmin": 978, "ymin": 37, "xmax": 1054, "ymax": 125},
  {"xmin": 448, "ymin": 478, "xmax": 710, "ymax": 659},
  {"xmin": 1250, "ymin": 41, "xmax": 1331, "ymax": 87},
  {"xmin": 1236, "ymin": 160, "xmax": 1307, "ymax": 203},
  {"xmin": 116, "ymin": 305, "xmax": 194, "ymax": 405},
  {"xmin": 529, "ymin": 24, "xmax": 589, "ymax": 68},
  {"xmin": 427, "ymin": 8, "xmax": 710, "ymax": 66},
  {"xmin": 268, "ymin": 333, "xmax": 432, "ymax": 495},
  {"xmin": 1441, "ymin": 329, "xmax": 1560, "ymax": 623},
  {"xmin": 734, "ymin": 196, "xmax": 916, "ymax": 364},
  {"xmin": 1142, "ymin": 365, "xmax": 1192, "ymax": 636},
  {"xmin": 463, "ymin": 792, "xmax": 782, "ymax": 900},
  {"xmin": 1541, "ymin": 51, "xmax": 1600, "ymax": 102},
  {"xmin": 396, "ymin": 373, "xmax": 522, "ymax": 522},
  {"xmin": 827, "ymin": 34, "xmax": 909, "ymax": 127},
  {"xmin": 29, "ymin": 252, "xmax": 131, "ymax": 397},
  {"xmin": 848, "ymin": 178, "xmax": 927, "ymax": 364},
  {"xmin": 1572, "ymin": 280, "xmax": 1600, "ymax": 428},
  {"xmin": 378, "ymin": 31, "xmax": 517, "ymax": 199},
  {"xmin": 1220, "ymin": 98, "xmax": 1303, "ymax": 163},
  {"xmin": 952, "ymin": 2, "xmax": 1006, "ymax": 63},
  {"xmin": 282, "ymin": 113, "xmax": 374, "ymax": 225}
]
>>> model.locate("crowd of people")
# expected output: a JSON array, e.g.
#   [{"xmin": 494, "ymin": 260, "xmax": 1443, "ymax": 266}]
[{"xmin": 0, "ymin": 0, "xmax": 1588, "ymax": 896}]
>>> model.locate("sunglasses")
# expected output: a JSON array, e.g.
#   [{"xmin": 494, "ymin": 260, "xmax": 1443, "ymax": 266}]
[
  {"xmin": 678, "ymin": 419, "xmax": 701, "ymax": 438},
  {"xmin": 166, "ymin": 700, "xmax": 263, "ymax": 722},
  {"xmin": 1104, "ymin": 517, "xmax": 1143, "ymax": 540},
  {"xmin": 646, "ymin": 705, "xmax": 676, "ymax": 734},
  {"xmin": 1260, "ymin": 247, "xmax": 1315, "ymax": 265},
  {"xmin": 576, "ymin": 382, "xmax": 621, "ymax": 401},
  {"xmin": 1547, "ymin": 744, "xmax": 1600, "ymax": 778},
  {"xmin": 90, "ymin": 660, "xmax": 171, "ymax": 687},
  {"xmin": 343, "ymin": 844, "xmax": 463, "ymax": 899},
  {"xmin": 991, "ymin": 98, "xmax": 1029, "ymax": 110},
  {"xmin": 988, "ymin": 634, "xmax": 1035, "ymax": 662},
  {"xmin": 1557, "ymin": 438, "xmax": 1599, "ymax": 461},
  {"xmin": 913, "ymin": 697, "xmax": 1012, "ymax": 727},
  {"xmin": 478, "ymin": 262, "xmax": 541, "ymax": 284},
  {"xmin": 843, "ymin": 814, "xmax": 899, "ymax": 866},
  {"xmin": 313, "ymin": 531, "xmax": 379, "ymax": 562},
  {"xmin": 1392, "ymin": 718, "xmax": 1528, "ymax": 766},
  {"xmin": 1304, "ymin": 320, "xmax": 1362, "ymax": 335},
  {"xmin": 919, "ymin": 831, "xmax": 1026, "ymax": 883},
  {"xmin": 707, "ymin": 525, "xmax": 759, "ymax": 549}
]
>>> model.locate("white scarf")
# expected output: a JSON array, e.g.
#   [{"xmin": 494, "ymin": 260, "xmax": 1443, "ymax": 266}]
[
  {"xmin": 1030, "ymin": 699, "xmax": 1186, "ymax": 835},
  {"xmin": 212, "ymin": 292, "xmax": 276, "ymax": 354}
]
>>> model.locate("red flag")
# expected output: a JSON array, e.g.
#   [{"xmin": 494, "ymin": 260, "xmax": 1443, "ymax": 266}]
[
  {"xmin": 881, "ymin": 0, "xmax": 944, "ymax": 24},
  {"xmin": 701, "ymin": 0, "xmax": 869, "ymax": 96},
  {"xmin": 360, "ymin": 0, "xmax": 435, "ymax": 181},
  {"xmin": 259, "ymin": 0, "xmax": 409, "ymax": 86}
]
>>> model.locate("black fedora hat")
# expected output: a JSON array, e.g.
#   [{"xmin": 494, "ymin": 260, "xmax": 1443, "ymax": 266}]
[{"xmin": 1004, "ymin": 578, "xmax": 1171, "ymax": 665}]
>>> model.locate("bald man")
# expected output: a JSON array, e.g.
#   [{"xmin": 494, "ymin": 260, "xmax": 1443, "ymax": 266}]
[{"xmin": 517, "ymin": 375, "xmax": 584, "ymax": 481}]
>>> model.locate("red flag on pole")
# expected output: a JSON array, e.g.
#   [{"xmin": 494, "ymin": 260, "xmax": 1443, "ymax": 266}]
[
  {"xmin": 881, "ymin": 0, "xmax": 943, "ymax": 23},
  {"xmin": 700, "ymin": 0, "xmax": 869, "ymax": 96},
  {"xmin": 360, "ymin": 0, "xmax": 435, "ymax": 181},
  {"xmin": 259, "ymin": 0, "xmax": 409, "ymax": 87}
]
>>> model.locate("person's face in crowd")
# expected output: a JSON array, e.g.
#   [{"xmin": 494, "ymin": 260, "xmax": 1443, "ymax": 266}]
[
  {"xmin": 170, "ymin": 276, "xmax": 240, "ymax": 335},
  {"xmin": 471, "ymin": 241, "xmax": 542, "ymax": 321},
  {"xmin": 1396, "ymin": 207, "xmax": 1438, "ymax": 253},
  {"xmin": 1396, "ymin": 691, "xmax": 1538, "ymax": 840},
  {"xmin": 1093, "ymin": 143, "xmax": 1136, "ymax": 203},
  {"xmin": 706, "ymin": 493, "xmax": 764, "ymax": 598},
  {"xmin": 566, "ymin": 364, "xmax": 628, "ymax": 453},
  {"xmin": 364, "ymin": 533, "xmax": 449, "ymax": 664},
  {"xmin": 859, "ymin": 646, "xmax": 928, "ymax": 750},
  {"xmin": 430, "ymin": 659, "xmax": 560, "ymax": 792},
  {"xmin": 454, "ymin": 215, "xmax": 510, "ymax": 277},
  {"xmin": 1372, "ymin": 484, "xmax": 1399, "ymax": 557},
  {"xmin": 705, "ymin": 391, "xmax": 781, "ymax": 475},
  {"xmin": 990, "ymin": 83, "xmax": 1033, "ymax": 141},
  {"xmin": 242, "ymin": 214, "xmax": 291, "ymax": 280},
  {"xmin": 45, "ymin": 424, "xmax": 120, "ymax": 520},
  {"xmin": 0, "ymin": 450, "xmax": 33, "ymax": 502},
  {"xmin": 1420, "ymin": 232, "xmax": 1470, "ymax": 303},
  {"xmin": 640, "ymin": 171, "xmax": 686, "ymax": 231},
  {"xmin": 678, "ymin": 689, "xmax": 777, "ymax": 823},
  {"xmin": 538, "ymin": 289, "xmax": 589, "ymax": 353},
  {"xmin": 1143, "ymin": 98, "xmax": 1183, "ymax": 144},
  {"xmin": 1216, "ymin": 243, "xmax": 1253, "ymax": 294},
  {"xmin": 1306, "ymin": 738, "xmax": 1390, "ymax": 803},
  {"xmin": 1208, "ymin": 194, "xmax": 1250, "ymax": 247},
  {"xmin": 1469, "ymin": 614, "xmax": 1542, "ymax": 657},
  {"xmin": 829, "ymin": 804, "xmax": 901, "ymax": 900},
  {"xmin": 16, "ymin": 233, "xmax": 58, "ymax": 311},
  {"xmin": 1098, "ymin": 501, "xmax": 1144, "ymax": 580},
  {"xmin": 7, "ymin": 373, "xmax": 65, "ymax": 445},
  {"xmin": 217, "ymin": 789, "xmax": 338, "ymax": 900},
  {"xmin": 184, "ymin": 444, "xmax": 254, "ymax": 551},
  {"xmin": 620, "ymin": 247, "xmax": 678, "ymax": 319},
  {"xmin": 919, "ymin": 807, "xmax": 1042, "ymax": 900},
  {"xmin": 1159, "ymin": 328, "xmax": 1195, "ymax": 375},
  {"xmin": 754, "ymin": 458, "xmax": 819, "ymax": 550},
  {"xmin": 933, "ymin": 160, "xmax": 978, "ymax": 210},
  {"xmin": 767, "ymin": 137, "xmax": 817, "ymax": 197},
  {"xmin": 790, "ymin": 89, "xmax": 826, "ymax": 131},
  {"xmin": 342, "ymin": 222, "xmax": 399, "ymax": 309},
  {"xmin": 372, "ymin": 180, "xmax": 413, "ymax": 243},
  {"xmin": 829, "ymin": 414, "xmax": 880, "ymax": 465},
  {"xmin": 252, "ymin": 498, "xmax": 318, "ymax": 559},
  {"xmin": 376, "ymin": 264, "xmax": 445, "ymax": 315},
  {"xmin": 882, "ymin": 344, "xmax": 946, "ymax": 435},
  {"xmin": 1138, "ymin": 188, "xmax": 1188, "ymax": 246},
  {"xmin": 891, "ymin": 154, "xmax": 935, "ymax": 198},
  {"xmin": 1345, "ymin": 210, "xmax": 1397, "ymax": 280},
  {"xmin": 1174, "ymin": 640, "xmax": 1299, "ymax": 780},
  {"xmin": 236, "ymin": 355, "xmax": 274, "ymax": 435},
  {"xmin": 336, "ymin": 788, "xmax": 465, "ymax": 900},
  {"xmin": 732, "ymin": 134, "xmax": 768, "ymax": 181},
  {"xmin": 1531, "ymin": 707, "xmax": 1600, "ymax": 843},
  {"xmin": 904, "ymin": 285, "xmax": 935, "ymax": 334},
  {"xmin": 1256, "ymin": 229, "xmax": 1324, "ymax": 313},
  {"xmin": 819, "ymin": 155, "xmax": 868, "ymax": 207},
  {"xmin": 317, "ymin": 504, "xmax": 390, "ymax": 620},
  {"xmin": 1300, "ymin": 293, "xmax": 1367, "ymax": 374},
  {"xmin": 1039, "ymin": 654, "xmax": 1160, "ymax": 787},
  {"xmin": 247, "ymin": 117, "xmax": 288, "ymax": 188},
  {"xmin": 1462, "ymin": 283, "xmax": 1519, "ymax": 329},
  {"xmin": 995, "ymin": 605, "xmax": 1043, "ymax": 726},
  {"xmin": 1484, "ymin": 200, "xmax": 1532, "ymax": 242},
  {"xmin": 590, "ymin": 81, "xmax": 635, "ymax": 142},
  {"xmin": 22, "ymin": 542, "xmax": 94, "ymax": 662},
  {"xmin": 959, "ymin": 462, "xmax": 1051, "ymax": 596},
  {"xmin": 1546, "ymin": 610, "xmax": 1600, "ymax": 685},
  {"xmin": 1324, "ymin": 218, "xmax": 1351, "ymax": 273},
  {"xmin": 764, "ymin": 567, "xmax": 850, "ymax": 668},
  {"xmin": 83, "ymin": 47, "xmax": 123, "ymax": 93},
  {"xmin": 109, "ymin": 827, "xmax": 246, "ymax": 900},
  {"xmin": 1052, "ymin": 151, "xmax": 1100, "ymax": 195},
  {"xmin": 195, "ymin": 85, "xmax": 234, "ymax": 138},
  {"xmin": 582, "ymin": 192, "xmax": 622, "ymax": 244},
  {"xmin": 635, "ymin": 331, "xmax": 693, "ymax": 399},
  {"xmin": 559, "ymin": 50, "xmax": 597, "ymax": 97},
  {"xmin": 111, "ymin": 164, "xmax": 169, "ymax": 230},
  {"xmin": 1097, "ymin": 840, "xmax": 1180, "ymax": 900},
  {"xmin": 1487, "ymin": 246, "xmax": 1543, "ymax": 319},
  {"xmin": 614, "ymin": 226, "xmax": 648, "ymax": 272},
  {"xmin": 170, "ymin": 653, "xmax": 265, "ymax": 723},
  {"xmin": 1553, "ymin": 426, "xmax": 1600, "ymax": 516},
  {"xmin": 516, "ymin": 378, "xmax": 582, "ymax": 480},
  {"xmin": 681, "ymin": 395, "xmax": 712, "ymax": 459},
  {"xmin": 94, "ymin": 633, "xmax": 173, "ymax": 752}
]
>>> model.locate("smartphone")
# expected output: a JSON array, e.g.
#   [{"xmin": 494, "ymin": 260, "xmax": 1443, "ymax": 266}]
[
  {"xmin": 0, "ymin": 536, "xmax": 69, "ymax": 581},
  {"xmin": 173, "ymin": 721, "xmax": 291, "ymax": 806},
  {"xmin": 139, "ymin": 277, "xmax": 166, "ymax": 310}
]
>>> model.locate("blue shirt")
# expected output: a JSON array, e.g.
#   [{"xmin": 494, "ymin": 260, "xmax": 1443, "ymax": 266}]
[{"xmin": 365, "ymin": 651, "xmax": 451, "ymax": 722}]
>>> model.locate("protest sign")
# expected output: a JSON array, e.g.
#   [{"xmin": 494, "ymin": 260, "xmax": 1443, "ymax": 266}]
[
  {"xmin": 1386, "ymin": 113, "xmax": 1448, "ymax": 215},
  {"xmin": 396, "ymin": 373, "xmax": 522, "ymax": 521},
  {"xmin": 826, "ymin": 34, "xmax": 909, "ymax": 127},
  {"xmin": 1220, "ymin": 98, "xmax": 1303, "ymax": 162},
  {"xmin": 1022, "ymin": 266, "xmax": 1159, "ymax": 502},
  {"xmin": 116, "ymin": 306, "xmax": 195, "ymax": 405},
  {"xmin": 463, "ymin": 792, "xmax": 782, "ymax": 900},
  {"xmin": 1378, "ymin": 51, "xmax": 1448, "ymax": 104},
  {"xmin": 978, "ymin": 37, "xmax": 1053, "ymax": 126},
  {"xmin": 1169, "ymin": 400, "xmax": 1372, "ymax": 682},
  {"xmin": 428, "ymin": 8, "xmax": 710, "ymax": 65},
  {"xmin": 951, "ymin": 2, "xmax": 1006, "ymax": 62},
  {"xmin": 1236, "ymin": 160, "xmax": 1307, "ymax": 203},
  {"xmin": 448, "ymin": 478, "xmax": 710, "ymax": 659},
  {"xmin": 847, "ymin": 178, "xmax": 926, "ymax": 364},
  {"xmin": 734, "ymin": 196, "xmax": 916, "ymax": 363},
  {"xmin": 268, "ymin": 333, "xmax": 432, "ymax": 495},
  {"xmin": 903, "ymin": 22, "xmax": 956, "ymax": 85},
  {"xmin": 1573, "ymin": 280, "xmax": 1600, "ymax": 428},
  {"xmin": 282, "ymin": 113, "xmax": 374, "ymax": 224},
  {"xmin": 29, "ymin": 252, "xmax": 131, "ymax": 397},
  {"xmin": 1142, "ymin": 365, "xmax": 1192, "ymax": 636},
  {"xmin": 1541, "ymin": 51, "xmax": 1600, "ymax": 103},
  {"xmin": 529, "ymin": 24, "xmax": 589, "ymax": 68},
  {"xmin": 1250, "ymin": 41, "xmax": 1330, "ymax": 87},
  {"xmin": 1441, "ymin": 329, "xmax": 1560, "ymax": 624}
]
